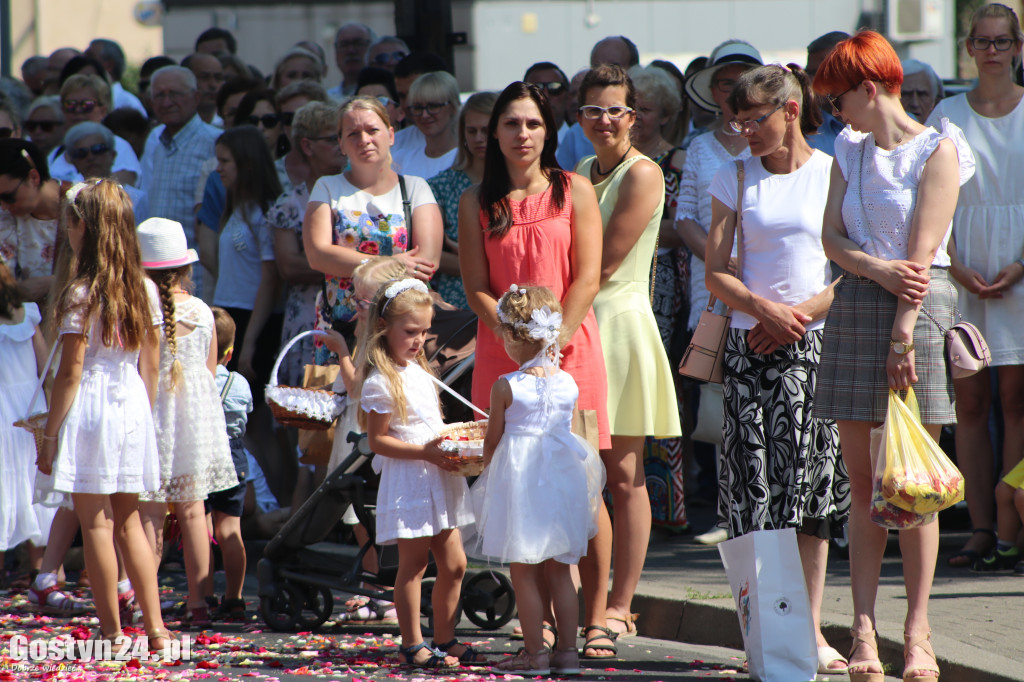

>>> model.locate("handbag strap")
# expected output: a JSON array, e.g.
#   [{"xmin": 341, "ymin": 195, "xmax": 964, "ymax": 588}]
[
  {"xmin": 24, "ymin": 338, "xmax": 61, "ymax": 418},
  {"xmin": 705, "ymin": 160, "xmax": 745, "ymax": 313},
  {"xmin": 398, "ymin": 174, "xmax": 413, "ymax": 237}
]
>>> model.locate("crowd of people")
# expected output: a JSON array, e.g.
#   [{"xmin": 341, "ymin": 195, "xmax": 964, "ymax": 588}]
[{"xmin": 2, "ymin": 3, "xmax": 1024, "ymax": 679}]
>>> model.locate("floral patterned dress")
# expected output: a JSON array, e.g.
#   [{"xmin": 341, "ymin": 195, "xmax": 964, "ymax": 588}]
[
  {"xmin": 427, "ymin": 167, "xmax": 472, "ymax": 309},
  {"xmin": 265, "ymin": 183, "xmax": 322, "ymax": 385},
  {"xmin": 307, "ymin": 173, "xmax": 435, "ymax": 363}
]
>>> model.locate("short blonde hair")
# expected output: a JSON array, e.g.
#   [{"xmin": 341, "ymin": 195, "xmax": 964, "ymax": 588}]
[
  {"xmin": 408, "ymin": 71, "xmax": 460, "ymax": 109},
  {"xmin": 61, "ymin": 74, "xmax": 112, "ymax": 110}
]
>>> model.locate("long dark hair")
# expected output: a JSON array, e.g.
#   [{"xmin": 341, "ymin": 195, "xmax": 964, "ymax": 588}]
[
  {"xmin": 216, "ymin": 125, "xmax": 283, "ymax": 228},
  {"xmin": 478, "ymin": 81, "xmax": 566, "ymax": 238}
]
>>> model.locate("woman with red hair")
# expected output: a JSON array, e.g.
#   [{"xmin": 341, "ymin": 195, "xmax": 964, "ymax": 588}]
[{"xmin": 812, "ymin": 31, "xmax": 975, "ymax": 682}]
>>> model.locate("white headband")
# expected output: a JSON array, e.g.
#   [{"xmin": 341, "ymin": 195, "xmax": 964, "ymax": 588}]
[{"xmin": 381, "ymin": 278, "xmax": 428, "ymax": 312}]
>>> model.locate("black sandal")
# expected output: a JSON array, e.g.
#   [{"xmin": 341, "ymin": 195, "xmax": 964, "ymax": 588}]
[
  {"xmin": 542, "ymin": 623, "xmax": 559, "ymax": 651},
  {"xmin": 947, "ymin": 528, "xmax": 996, "ymax": 568},
  {"xmin": 399, "ymin": 642, "xmax": 456, "ymax": 668},
  {"xmin": 582, "ymin": 625, "xmax": 618, "ymax": 659},
  {"xmin": 432, "ymin": 638, "xmax": 488, "ymax": 663}
]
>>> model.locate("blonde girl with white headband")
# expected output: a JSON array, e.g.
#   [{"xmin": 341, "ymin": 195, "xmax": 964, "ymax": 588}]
[
  {"xmin": 353, "ymin": 277, "xmax": 476, "ymax": 669},
  {"xmin": 473, "ymin": 284, "xmax": 604, "ymax": 676}
]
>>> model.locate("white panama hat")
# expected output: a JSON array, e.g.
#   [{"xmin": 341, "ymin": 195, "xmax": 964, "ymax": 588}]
[
  {"xmin": 137, "ymin": 217, "xmax": 199, "ymax": 270},
  {"xmin": 684, "ymin": 40, "xmax": 764, "ymax": 115}
]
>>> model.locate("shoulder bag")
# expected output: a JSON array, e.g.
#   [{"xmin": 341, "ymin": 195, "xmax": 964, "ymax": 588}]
[{"xmin": 678, "ymin": 160, "xmax": 745, "ymax": 383}]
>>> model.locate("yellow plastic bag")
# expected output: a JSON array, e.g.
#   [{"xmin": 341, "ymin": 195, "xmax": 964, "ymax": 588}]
[{"xmin": 879, "ymin": 388, "xmax": 965, "ymax": 514}]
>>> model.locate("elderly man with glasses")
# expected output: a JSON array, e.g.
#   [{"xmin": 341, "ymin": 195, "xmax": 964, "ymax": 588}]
[{"xmin": 328, "ymin": 22, "xmax": 376, "ymax": 98}]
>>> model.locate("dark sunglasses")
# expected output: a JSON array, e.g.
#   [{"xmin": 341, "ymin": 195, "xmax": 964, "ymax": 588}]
[
  {"xmin": 407, "ymin": 101, "xmax": 449, "ymax": 117},
  {"xmin": 24, "ymin": 120, "xmax": 59, "ymax": 133},
  {"xmin": 825, "ymin": 85, "xmax": 855, "ymax": 115},
  {"xmin": 69, "ymin": 143, "xmax": 111, "ymax": 160},
  {"xmin": 62, "ymin": 99, "xmax": 98, "ymax": 114},
  {"xmin": 248, "ymin": 113, "xmax": 281, "ymax": 128},
  {"xmin": 534, "ymin": 81, "xmax": 567, "ymax": 96},
  {"xmin": 0, "ymin": 177, "xmax": 26, "ymax": 204},
  {"xmin": 373, "ymin": 50, "xmax": 408, "ymax": 65},
  {"xmin": 0, "ymin": 127, "xmax": 13, "ymax": 139}
]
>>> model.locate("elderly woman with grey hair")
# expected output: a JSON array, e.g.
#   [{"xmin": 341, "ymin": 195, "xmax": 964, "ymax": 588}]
[
  {"xmin": 901, "ymin": 58, "xmax": 944, "ymax": 122},
  {"xmin": 23, "ymin": 96, "xmax": 65, "ymax": 157},
  {"xmin": 63, "ymin": 121, "xmax": 148, "ymax": 223}
]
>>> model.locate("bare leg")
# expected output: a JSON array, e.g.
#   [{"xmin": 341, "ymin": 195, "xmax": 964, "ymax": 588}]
[
  {"xmin": 797, "ymin": 533, "xmax": 844, "ymax": 669},
  {"xmin": 995, "ymin": 482, "xmax": 1021, "ymax": 544},
  {"xmin": 175, "ymin": 500, "xmax": 211, "ymax": 610},
  {"xmin": 213, "ymin": 511, "xmax": 246, "ymax": 601},
  {"xmin": 36, "ymin": 506, "xmax": 79, "ymax": 575},
  {"xmin": 393, "ymin": 536, "xmax": 454, "ymax": 665},
  {"xmin": 578, "ymin": 500, "xmax": 612, "ymax": 656},
  {"xmin": 603, "ymin": 435, "xmax": 649, "ymax": 633},
  {"xmin": 510, "ymin": 562, "xmax": 547, "ymax": 654},
  {"xmin": 952, "ymin": 370, "xmax": 996, "ymax": 561},
  {"xmin": 109, "ymin": 493, "xmax": 168, "ymax": 644},
  {"xmin": 837, "ymin": 421, "xmax": 885, "ymax": 675},
  {"xmin": 71, "ymin": 494, "xmax": 121, "ymax": 636},
  {"xmin": 428, "ymin": 530, "xmax": 468, "ymax": 650},
  {"xmin": 138, "ymin": 501, "xmax": 168, "ymax": 569},
  {"xmin": 545, "ymin": 560, "xmax": 578, "ymax": 651}
]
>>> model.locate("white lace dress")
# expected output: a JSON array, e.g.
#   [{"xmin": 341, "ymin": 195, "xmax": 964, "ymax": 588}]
[
  {"xmin": 141, "ymin": 297, "xmax": 238, "ymax": 502},
  {"xmin": 0, "ymin": 303, "xmax": 57, "ymax": 549},
  {"xmin": 49, "ymin": 282, "xmax": 163, "ymax": 495},
  {"xmin": 674, "ymin": 131, "xmax": 750, "ymax": 330},
  {"xmin": 468, "ymin": 369, "xmax": 605, "ymax": 565},
  {"xmin": 360, "ymin": 363, "xmax": 473, "ymax": 545},
  {"xmin": 927, "ymin": 96, "xmax": 1024, "ymax": 365}
]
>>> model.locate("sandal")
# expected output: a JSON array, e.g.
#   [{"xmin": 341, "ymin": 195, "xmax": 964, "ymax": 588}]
[
  {"xmin": 337, "ymin": 598, "xmax": 398, "ymax": 625},
  {"xmin": 848, "ymin": 629, "xmax": 884, "ymax": 682},
  {"xmin": 399, "ymin": 641, "xmax": 457, "ymax": 668},
  {"xmin": 551, "ymin": 648, "xmax": 582, "ymax": 676},
  {"xmin": 146, "ymin": 628, "xmax": 177, "ymax": 658},
  {"xmin": 903, "ymin": 630, "xmax": 940, "ymax": 682},
  {"xmin": 432, "ymin": 638, "xmax": 488, "ymax": 664},
  {"xmin": 182, "ymin": 604, "xmax": 213, "ymax": 630},
  {"xmin": 27, "ymin": 583, "xmax": 92, "ymax": 616},
  {"xmin": 947, "ymin": 528, "xmax": 996, "ymax": 568},
  {"xmin": 493, "ymin": 648, "xmax": 550, "ymax": 675},
  {"xmin": 817, "ymin": 645, "xmax": 849, "ymax": 674},
  {"xmin": 581, "ymin": 625, "xmax": 618, "ymax": 659},
  {"xmin": 217, "ymin": 597, "xmax": 248, "ymax": 621},
  {"xmin": 606, "ymin": 612, "xmax": 638, "ymax": 638}
]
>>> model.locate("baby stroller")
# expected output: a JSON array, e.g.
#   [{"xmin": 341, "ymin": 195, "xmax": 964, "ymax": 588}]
[{"xmin": 257, "ymin": 309, "xmax": 515, "ymax": 632}]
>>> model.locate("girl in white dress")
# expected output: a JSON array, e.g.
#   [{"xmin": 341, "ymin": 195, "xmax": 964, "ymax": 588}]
[
  {"xmin": 925, "ymin": 2, "xmax": 1024, "ymax": 569},
  {"xmin": 474, "ymin": 285, "xmax": 604, "ymax": 676},
  {"xmin": 37, "ymin": 179, "xmax": 170, "ymax": 648},
  {"xmin": 136, "ymin": 217, "xmax": 239, "ymax": 628},
  {"xmin": 0, "ymin": 261, "xmax": 56, "ymax": 575},
  {"xmin": 355, "ymin": 278, "xmax": 475, "ymax": 669}
]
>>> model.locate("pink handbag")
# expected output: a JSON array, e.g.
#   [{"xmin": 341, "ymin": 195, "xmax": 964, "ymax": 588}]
[{"xmin": 921, "ymin": 308, "xmax": 991, "ymax": 379}]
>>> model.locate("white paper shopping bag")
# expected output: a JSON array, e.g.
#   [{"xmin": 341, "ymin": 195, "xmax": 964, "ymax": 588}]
[{"xmin": 718, "ymin": 528, "xmax": 817, "ymax": 682}]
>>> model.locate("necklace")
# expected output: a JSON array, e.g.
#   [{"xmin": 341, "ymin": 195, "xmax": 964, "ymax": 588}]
[
  {"xmin": 882, "ymin": 120, "xmax": 909, "ymax": 150},
  {"xmin": 595, "ymin": 144, "xmax": 633, "ymax": 176}
]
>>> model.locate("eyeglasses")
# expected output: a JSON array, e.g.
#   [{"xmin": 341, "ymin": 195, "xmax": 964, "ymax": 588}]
[
  {"xmin": 533, "ymin": 81, "xmax": 567, "ymax": 96},
  {"xmin": 373, "ymin": 51, "xmax": 408, "ymax": 65},
  {"xmin": 407, "ymin": 101, "xmax": 449, "ymax": 117},
  {"xmin": 0, "ymin": 177, "xmax": 26, "ymax": 204},
  {"xmin": 0, "ymin": 127, "xmax": 13, "ymax": 139},
  {"xmin": 375, "ymin": 95, "xmax": 397, "ymax": 108},
  {"xmin": 355, "ymin": 298, "xmax": 373, "ymax": 311},
  {"xmin": 968, "ymin": 36, "xmax": 1017, "ymax": 51},
  {"xmin": 309, "ymin": 135, "xmax": 337, "ymax": 144},
  {"xmin": 729, "ymin": 104, "xmax": 784, "ymax": 135},
  {"xmin": 24, "ymin": 120, "xmax": 59, "ymax": 133},
  {"xmin": 248, "ymin": 113, "xmax": 281, "ymax": 128},
  {"xmin": 62, "ymin": 99, "xmax": 97, "ymax": 114},
  {"xmin": 279, "ymin": 111, "xmax": 295, "ymax": 127},
  {"xmin": 335, "ymin": 39, "xmax": 370, "ymax": 50},
  {"xmin": 825, "ymin": 85, "xmax": 856, "ymax": 115},
  {"xmin": 69, "ymin": 143, "xmax": 111, "ymax": 160},
  {"xmin": 712, "ymin": 78, "xmax": 738, "ymax": 94},
  {"xmin": 578, "ymin": 105, "xmax": 634, "ymax": 120}
]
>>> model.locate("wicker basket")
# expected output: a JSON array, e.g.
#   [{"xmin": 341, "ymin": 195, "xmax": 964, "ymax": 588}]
[
  {"xmin": 265, "ymin": 330, "xmax": 345, "ymax": 430},
  {"xmin": 14, "ymin": 412, "xmax": 49, "ymax": 459},
  {"xmin": 439, "ymin": 420, "xmax": 488, "ymax": 477}
]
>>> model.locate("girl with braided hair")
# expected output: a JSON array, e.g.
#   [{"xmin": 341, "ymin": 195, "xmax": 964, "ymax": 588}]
[{"xmin": 136, "ymin": 217, "xmax": 239, "ymax": 629}]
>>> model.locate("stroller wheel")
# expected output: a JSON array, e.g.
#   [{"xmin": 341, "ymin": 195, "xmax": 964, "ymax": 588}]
[
  {"xmin": 286, "ymin": 584, "xmax": 334, "ymax": 630},
  {"xmin": 462, "ymin": 570, "xmax": 516, "ymax": 629},
  {"xmin": 260, "ymin": 589, "xmax": 299, "ymax": 632},
  {"xmin": 419, "ymin": 578, "xmax": 462, "ymax": 630}
]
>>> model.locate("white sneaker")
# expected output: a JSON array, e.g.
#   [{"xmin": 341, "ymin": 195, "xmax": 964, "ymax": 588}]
[{"xmin": 694, "ymin": 527, "xmax": 729, "ymax": 545}]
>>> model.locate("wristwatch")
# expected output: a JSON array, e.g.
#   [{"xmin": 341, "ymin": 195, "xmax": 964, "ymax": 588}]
[{"xmin": 890, "ymin": 340, "xmax": 915, "ymax": 355}]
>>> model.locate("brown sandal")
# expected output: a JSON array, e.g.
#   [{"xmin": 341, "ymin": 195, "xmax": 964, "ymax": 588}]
[
  {"xmin": 606, "ymin": 612, "xmax": 638, "ymax": 638},
  {"xmin": 903, "ymin": 631, "xmax": 940, "ymax": 682},
  {"xmin": 848, "ymin": 629, "xmax": 884, "ymax": 682}
]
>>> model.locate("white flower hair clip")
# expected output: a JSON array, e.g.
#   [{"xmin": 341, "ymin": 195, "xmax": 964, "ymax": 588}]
[
  {"xmin": 496, "ymin": 284, "xmax": 528, "ymax": 325},
  {"xmin": 65, "ymin": 181, "xmax": 90, "ymax": 204},
  {"xmin": 381, "ymin": 278, "xmax": 428, "ymax": 312},
  {"xmin": 526, "ymin": 306, "xmax": 562, "ymax": 347}
]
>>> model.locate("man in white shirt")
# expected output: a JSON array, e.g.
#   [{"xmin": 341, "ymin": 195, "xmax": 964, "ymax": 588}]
[
  {"xmin": 86, "ymin": 39, "xmax": 147, "ymax": 118},
  {"xmin": 327, "ymin": 22, "xmax": 376, "ymax": 99}
]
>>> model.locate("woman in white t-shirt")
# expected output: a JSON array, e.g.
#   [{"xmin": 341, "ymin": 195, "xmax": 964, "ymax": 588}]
[
  {"xmin": 303, "ymin": 96, "xmax": 442, "ymax": 364},
  {"xmin": 210, "ymin": 125, "xmax": 283, "ymax": 389},
  {"xmin": 705, "ymin": 64, "xmax": 849, "ymax": 676},
  {"xmin": 389, "ymin": 72, "xmax": 460, "ymax": 181}
]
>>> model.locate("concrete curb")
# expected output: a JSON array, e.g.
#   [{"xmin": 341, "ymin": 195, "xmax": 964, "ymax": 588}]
[{"xmin": 630, "ymin": 592, "xmax": 1021, "ymax": 682}]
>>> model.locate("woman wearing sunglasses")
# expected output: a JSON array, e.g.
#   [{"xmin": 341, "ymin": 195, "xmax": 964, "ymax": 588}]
[
  {"xmin": 574, "ymin": 64, "xmax": 681, "ymax": 651},
  {"xmin": 705, "ymin": 64, "xmax": 849, "ymax": 677},
  {"xmin": 925, "ymin": 2, "xmax": 1024, "ymax": 573},
  {"xmin": 812, "ymin": 31, "xmax": 975, "ymax": 682},
  {"xmin": 390, "ymin": 71, "xmax": 460, "ymax": 179},
  {"xmin": 24, "ymin": 97, "xmax": 65, "ymax": 158},
  {"xmin": 63, "ymin": 122, "xmax": 147, "ymax": 224},
  {"xmin": 233, "ymin": 89, "xmax": 293, "ymax": 190},
  {"xmin": 50, "ymin": 75, "xmax": 140, "ymax": 187}
]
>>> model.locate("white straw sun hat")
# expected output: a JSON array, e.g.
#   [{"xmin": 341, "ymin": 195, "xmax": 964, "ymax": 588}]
[
  {"xmin": 137, "ymin": 217, "xmax": 199, "ymax": 270},
  {"xmin": 684, "ymin": 40, "xmax": 764, "ymax": 114}
]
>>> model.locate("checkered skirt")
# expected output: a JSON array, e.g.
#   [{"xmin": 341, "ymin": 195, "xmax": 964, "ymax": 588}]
[{"xmin": 815, "ymin": 268, "xmax": 956, "ymax": 424}]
